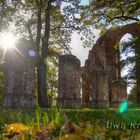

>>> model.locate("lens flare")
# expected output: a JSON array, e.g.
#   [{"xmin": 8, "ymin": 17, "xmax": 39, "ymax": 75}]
[
  {"xmin": 0, "ymin": 32, "xmax": 24, "ymax": 59},
  {"xmin": 0, "ymin": 32, "xmax": 16, "ymax": 49},
  {"xmin": 119, "ymin": 100, "xmax": 128, "ymax": 113},
  {"xmin": 28, "ymin": 50, "xmax": 36, "ymax": 57}
]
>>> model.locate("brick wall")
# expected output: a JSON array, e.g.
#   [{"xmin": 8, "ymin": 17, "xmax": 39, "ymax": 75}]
[
  {"xmin": 3, "ymin": 40, "xmax": 36, "ymax": 108},
  {"xmin": 57, "ymin": 55, "xmax": 81, "ymax": 108}
]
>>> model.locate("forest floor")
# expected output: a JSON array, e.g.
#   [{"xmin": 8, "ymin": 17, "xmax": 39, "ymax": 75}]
[{"xmin": 0, "ymin": 104, "xmax": 140, "ymax": 140}]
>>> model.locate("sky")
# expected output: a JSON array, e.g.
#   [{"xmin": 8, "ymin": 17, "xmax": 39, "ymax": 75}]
[
  {"xmin": 71, "ymin": 0, "xmax": 92, "ymax": 66},
  {"xmin": 71, "ymin": 30, "xmax": 100, "ymax": 66},
  {"xmin": 80, "ymin": 0, "xmax": 90, "ymax": 5},
  {"xmin": 71, "ymin": 32, "xmax": 90, "ymax": 66}
]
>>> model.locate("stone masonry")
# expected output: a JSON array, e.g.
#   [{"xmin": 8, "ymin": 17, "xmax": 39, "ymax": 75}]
[
  {"xmin": 3, "ymin": 39, "xmax": 36, "ymax": 108},
  {"xmin": 82, "ymin": 22, "xmax": 140, "ymax": 108},
  {"xmin": 57, "ymin": 55, "xmax": 81, "ymax": 108},
  {"xmin": 111, "ymin": 80, "xmax": 127, "ymax": 108}
]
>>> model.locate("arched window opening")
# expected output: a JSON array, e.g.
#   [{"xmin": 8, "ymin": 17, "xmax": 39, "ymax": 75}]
[{"xmin": 120, "ymin": 33, "xmax": 135, "ymax": 94}]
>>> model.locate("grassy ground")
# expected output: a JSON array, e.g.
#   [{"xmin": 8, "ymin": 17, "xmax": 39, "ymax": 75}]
[{"xmin": 0, "ymin": 104, "xmax": 140, "ymax": 139}]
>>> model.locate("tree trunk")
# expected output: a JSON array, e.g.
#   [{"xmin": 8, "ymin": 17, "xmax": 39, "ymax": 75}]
[
  {"xmin": 136, "ymin": 77, "xmax": 140, "ymax": 104},
  {"xmin": 135, "ymin": 36, "xmax": 140, "ymax": 104},
  {"xmin": 0, "ymin": 1, "xmax": 5, "ymax": 31},
  {"xmin": 37, "ymin": 58, "xmax": 48, "ymax": 107},
  {"xmin": 36, "ymin": 0, "xmax": 52, "ymax": 107},
  {"xmin": 35, "ymin": 0, "xmax": 48, "ymax": 107}
]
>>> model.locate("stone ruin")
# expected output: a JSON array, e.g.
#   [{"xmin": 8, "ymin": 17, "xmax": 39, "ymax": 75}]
[
  {"xmin": 58, "ymin": 22, "xmax": 140, "ymax": 108},
  {"xmin": 57, "ymin": 55, "xmax": 81, "ymax": 108},
  {"xmin": 82, "ymin": 22, "xmax": 140, "ymax": 108},
  {"xmin": 3, "ymin": 40, "xmax": 36, "ymax": 108},
  {"xmin": 2, "ymin": 23, "xmax": 140, "ymax": 108}
]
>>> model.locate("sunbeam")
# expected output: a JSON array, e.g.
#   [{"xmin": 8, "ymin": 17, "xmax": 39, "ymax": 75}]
[
  {"xmin": 0, "ymin": 32, "xmax": 24, "ymax": 59},
  {"xmin": 0, "ymin": 32, "xmax": 16, "ymax": 49}
]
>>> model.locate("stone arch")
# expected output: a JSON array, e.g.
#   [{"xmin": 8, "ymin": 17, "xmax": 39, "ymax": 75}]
[
  {"xmin": 82, "ymin": 22, "xmax": 140, "ymax": 108},
  {"xmin": 104, "ymin": 23, "xmax": 140, "ymax": 80}
]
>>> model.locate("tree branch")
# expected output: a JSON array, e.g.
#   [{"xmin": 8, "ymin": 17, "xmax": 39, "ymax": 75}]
[
  {"xmin": 26, "ymin": 24, "xmax": 34, "ymax": 43},
  {"xmin": 108, "ymin": 15, "xmax": 139, "ymax": 22},
  {"xmin": 36, "ymin": 0, "xmax": 42, "ymax": 52},
  {"xmin": 93, "ymin": 12, "xmax": 140, "ymax": 22},
  {"xmin": 0, "ymin": 1, "xmax": 5, "ymax": 31},
  {"xmin": 50, "ymin": 25, "xmax": 80, "ymax": 31}
]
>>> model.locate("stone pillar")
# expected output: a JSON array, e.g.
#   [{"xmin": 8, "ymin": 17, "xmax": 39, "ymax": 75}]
[
  {"xmin": 89, "ymin": 71, "xmax": 97, "ymax": 108},
  {"xmin": 57, "ymin": 55, "xmax": 81, "ymax": 108},
  {"xmin": 111, "ymin": 80, "xmax": 127, "ymax": 108},
  {"xmin": 93, "ymin": 71, "xmax": 110, "ymax": 108},
  {"xmin": 81, "ymin": 68, "xmax": 92, "ymax": 108},
  {"xmin": 3, "ymin": 40, "xmax": 36, "ymax": 108},
  {"xmin": 82, "ymin": 79, "xmax": 91, "ymax": 108}
]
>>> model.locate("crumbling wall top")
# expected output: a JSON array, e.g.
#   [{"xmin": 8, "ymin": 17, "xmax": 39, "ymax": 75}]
[{"xmin": 59, "ymin": 55, "xmax": 80, "ymax": 66}]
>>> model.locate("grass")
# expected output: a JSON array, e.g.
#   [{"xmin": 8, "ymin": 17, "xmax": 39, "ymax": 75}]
[
  {"xmin": 128, "ymin": 102, "xmax": 140, "ymax": 109},
  {"xmin": 0, "ymin": 106, "xmax": 140, "ymax": 126},
  {"xmin": 0, "ymin": 105, "xmax": 140, "ymax": 139}
]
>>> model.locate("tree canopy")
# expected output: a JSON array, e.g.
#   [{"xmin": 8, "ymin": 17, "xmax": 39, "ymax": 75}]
[{"xmin": 81, "ymin": 0, "xmax": 140, "ymax": 29}]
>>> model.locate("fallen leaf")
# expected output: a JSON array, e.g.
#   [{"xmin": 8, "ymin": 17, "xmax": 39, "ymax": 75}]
[{"xmin": 52, "ymin": 134, "xmax": 87, "ymax": 140}]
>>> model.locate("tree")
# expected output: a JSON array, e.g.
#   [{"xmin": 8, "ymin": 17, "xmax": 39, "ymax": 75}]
[
  {"xmin": 135, "ymin": 36, "xmax": 140, "ymax": 103},
  {"xmin": 121, "ymin": 37, "xmax": 136, "ymax": 84},
  {"xmin": 0, "ymin": 0, "xmax": 82, "ymax": 107},
  {"xmin": 128, "ymin": 86, "xmax": 137, "ymax": 103},
  {"xmin": 81, "ymin": 0, "xmax": 140, "ymax": 29},
  {"xmin": 47, "ymin": 55, "xmax": 58, "ymax": 106},
  {"xmin": 121, "ymin": 36, "xmax": 140, "ymax": 103},
  {"xmin": 30, "ymin": 0, "xmax": 81, "ymax": 107}
]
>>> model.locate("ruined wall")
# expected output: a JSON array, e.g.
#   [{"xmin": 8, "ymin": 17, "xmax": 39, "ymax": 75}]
[
  {"xmin": 81, "ymin": 68, "xmax": 92, "ymax": 108},
  {"xmin": 57, "ymin": 55, "xmax": 81, "ymax": 108},
  {"xmin": 91, "ymin": 71, "xmax": 110, "ymax": 108},
  {"xmin": 111, "ymin": 80, "xmax": 127, "ymax": 108},
  {"xmin": 3, "ymin": 40, "xmax": 36, "ymax": 108},
  {"xmin": 82, "ymin": 22, "xmax": 140, "ymax": 108}
]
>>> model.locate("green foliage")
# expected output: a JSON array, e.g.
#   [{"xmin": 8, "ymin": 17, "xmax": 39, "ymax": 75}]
[
  {"xmin": 0, "ymin": 0, "xmax": 17, "ymax": 30},
  {"xmin": 120, "ymin": 37, "xmax": 136, "ymax": 83},
  {"xmin": 120, "ymin": 36, "xmax": 140, "ymax": 94},
  {"xmin": 80, "ymin": 0, "xmax": 140, "ymax": 49},
  {"xmin": 46, "ymin": 56, "xmax": 58, "ymax": 107},
  {"xmin": 1, "ymin": 108, "xmax": 140, "ymax": 139},
  {"xmin": 81, "ymin": 0, "xmax": 140, "ymax": 30},
  {"xmin": 128, "ymin": 86, "xmax": 137, "ymax": 103}
]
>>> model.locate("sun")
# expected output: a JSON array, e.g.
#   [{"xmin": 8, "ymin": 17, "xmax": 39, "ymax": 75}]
[{"xmin": 0, "ymin": 32, "xmax": 17, "ymax": 49}]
